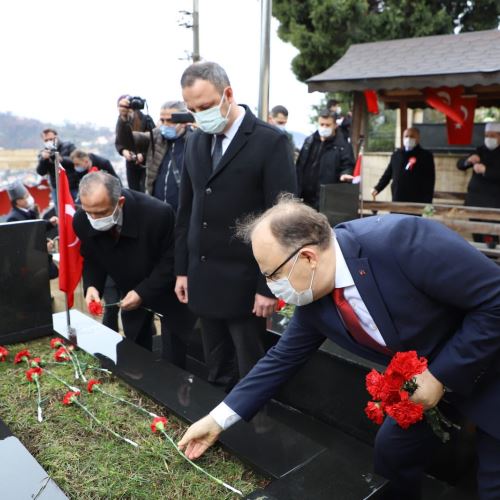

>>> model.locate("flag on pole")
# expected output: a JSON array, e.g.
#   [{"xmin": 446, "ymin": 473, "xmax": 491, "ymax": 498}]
[
  {"xmin": 363, "ymin": 90, "xmax": 379, "ymax": 114},
  {"xmin": 57, "ymin": 165, "xmax": 83, "ymax": 308},
  {"xmin": 352, "ymin": 147, "xmax": 363, "ymax": 185}
]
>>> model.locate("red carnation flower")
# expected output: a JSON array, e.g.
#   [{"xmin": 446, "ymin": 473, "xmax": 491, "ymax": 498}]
[
  {"xmin": 87, "ymin": 379, "xmax": 101, "ymax": 393},
  {"xmin": 365, "ymin": 401, "xmax": 385, "ymax": 425},
  {"xmin": 275, "ymin": 299, "xmax": 287, "ymax": 312},
  {"xmin": 88, "ymin": 300, "xmax": 103, "ymax": 316},
  {"xmin": 0, "ymin": 346, "xmax": 9, "ymax": 362},
  {"xmin": 386, "ymin": 351, "xmax": 427, "ymax": 381},
  {"xmin": 151, "ymin": 416, "xmax": 168, "ymax": 433},
  {"xmin": 385, "ymin": 400, "xmax": 424, "ymax": 429},
  {"xmin": 14, "ymin": 349, "xmax": 31, "ymax": 364},
  {"xmin": 54, "ymin": 347, "xmax": 70, "ymax": 362},
  {"xmin": 50, "ymin": 337, "xmax": 65, "ymax": 349},
  {"xmin": 26, "ymin": 367, "xmax": 43, "ymax": 382},
  {"xmin": 62, "ymin": 390, "xmax": 80, "ymax": 405}
]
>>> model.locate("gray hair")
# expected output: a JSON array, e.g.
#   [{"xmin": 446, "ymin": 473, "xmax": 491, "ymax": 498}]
[
  {"xmin": 180, "ymin": 62, "xmax": 231, "ymax": 93},
  {"xmin": 236, "ymin": 194, "xmax": 332, "ymax": 251},
  {"xmin": 160, "ymin": 100, "xmax": 187, "ymax": 112},
  {"xmin": 79, "ymin": 171, "xmax": 122, "ymax": 205}
]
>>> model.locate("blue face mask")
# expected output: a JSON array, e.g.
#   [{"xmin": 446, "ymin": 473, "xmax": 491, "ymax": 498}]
[
  {"xmin": 160, "ymin": 125, "xmax": 178, "ymax": 140},
  {"xmin": 193, "ymin": 93, "xmax": 231, "ymax": 134}
]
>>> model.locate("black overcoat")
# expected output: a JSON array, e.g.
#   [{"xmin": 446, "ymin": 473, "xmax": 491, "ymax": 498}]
[{"xmin": 175, "ymin": 106, "xmax": 297, "ymax": 319}]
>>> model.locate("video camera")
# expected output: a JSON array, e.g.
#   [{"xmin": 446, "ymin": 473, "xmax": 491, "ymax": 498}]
[
  {"xmin": 171, "ymin": 112, "xmax": 195, "ymax": 124},
  {"xmin": 128, "ymin": 96, "xmax": 147, "ymax": 111}
]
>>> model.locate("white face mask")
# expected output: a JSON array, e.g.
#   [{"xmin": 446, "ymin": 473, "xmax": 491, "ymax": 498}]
[
  {"xmin": 485, "ymin": 137, "xmax": 498, "ymax": 151},
  {"xmin": 266, "ymin": 253, "xmax": 316, "ymax": 307},
  {"xmin": 86, "ymin": 203, "xmax": 120, "ymax": 231},
  {"xmin": 194, "ymin": 93, "xmax": 231, "ymax": 134},
  {"xmin": 44, "ymin": 139, "xmax": 57, "ymax": 149},
  {"xmin": 276, "ymin": 124, "xmax": 287, "ymax": 132},
  {"xmin": 403, "ymin": 137, "xmax": 417, "ymax": 150},
  {"xmin": 318, "ymin": 126, "xmax": 333, "ymax": 138}
]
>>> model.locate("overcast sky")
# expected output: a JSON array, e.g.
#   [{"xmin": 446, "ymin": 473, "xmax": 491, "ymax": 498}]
[{"xmin": 0, "ymin": 0, "xmax": 324, "ymax": 134}]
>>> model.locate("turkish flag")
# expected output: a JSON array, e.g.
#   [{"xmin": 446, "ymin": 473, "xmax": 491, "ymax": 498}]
[
  {"xmin": 57, "ymin": 166, "xmax": 83, "ymax": 308},
  {"xmin": 352, "ymin": 149, "xmax": 362, "ymax": 184},
  {"xmin": 424, "ymin": 87, "xmax": 465, "ymax": 125},
  {"xmin": 446, "ymin": 95, "xmax": 477, "ymax": 145},
  {"xmin": 364, "ymin": 90, "xmax": 379, "ymax": 114}
]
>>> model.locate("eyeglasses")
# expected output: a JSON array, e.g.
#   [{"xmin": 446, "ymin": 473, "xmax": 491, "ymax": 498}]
[{"xmin": 263, "ymin": 241, "xmax": 318, "ymax": 281}]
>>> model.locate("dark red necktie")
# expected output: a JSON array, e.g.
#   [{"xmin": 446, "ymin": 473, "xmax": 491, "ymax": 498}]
[{"xmin": 333, "ymin": 288, "xmax": 392, "ymax": 356}]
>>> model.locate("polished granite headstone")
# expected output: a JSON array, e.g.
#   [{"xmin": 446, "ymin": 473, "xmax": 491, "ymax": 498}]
[
  {"xmin": 0, "ymin": 417, "xmax": 67, "ymax": 499},
  {"xmin": 53, "ymin": 310, "xmax": 326, "ymax": 479},
  {"xmin": 319, "ymin": 183, "xmax": 360, "ymax": 227},
  {"xmin": 0, "ymin": 220, "xmax": 52, "ymax": 343}
]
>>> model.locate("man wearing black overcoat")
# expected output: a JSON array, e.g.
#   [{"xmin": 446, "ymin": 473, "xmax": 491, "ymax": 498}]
[
  {"xmin": 73, "ymin": 171, "xmax": 193, "ymax": 368},
  {"xmin": 175, "ymin": 61, "xmax": 297, "ymax": 390}
]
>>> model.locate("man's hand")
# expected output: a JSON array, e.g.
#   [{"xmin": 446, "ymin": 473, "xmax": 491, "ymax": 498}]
[
  {"xmin": 371, "ymin": 188, "xmax": 378, "ymax": 200},
  {"xmin": 177, "ymin": 415, "xmax": 222, "ymax": 460},
  {"xmin": 136, "ymin": 153, "xmax": 144, "ymax": 165},
  {"xmin": 85, "ymin": 286, "xmax": 101, "ymax": 307},
  {"xmin": 473, "ymin": 163, "xmax": 486, "ymax": 175},
  {"xmin": 410, "ymin": 369, "xmax": 444, "ymax": 410},
  {"xmin": 41, "ymin": 150, "xmax": 51, "ymax": 160},
  {"xmin": 122, "ymin": 149, "xmax": 133, "ymax": 162},
  {"xmin": 175, "ymin": 276, "xmax": 189, "ymax": 303},
  {"xmin": 46, "ymin": 239, "xmax": 54, "ymax": 253},
  {"xmin": 340, "ymin": 174, "xmax": 354, "ymax": 183},
  {"xmin": 49, "ymin": 216, "xmax": 58, "ymax": 226},
  {"xmin": 121, "ymin": 290, "xmax": 142, "ymax": 311},
  {"xmin": 253, "ymin": 293, "xmax": 276, "ymax": 318},
  {"xmin": 467, "ymin": 154, "xmax": 480, "ymax": 165}
]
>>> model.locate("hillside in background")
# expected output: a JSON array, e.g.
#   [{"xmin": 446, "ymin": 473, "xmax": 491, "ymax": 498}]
[{"xmin": 0, "ymin": 112, "xmax": 119, "ymax": 160}]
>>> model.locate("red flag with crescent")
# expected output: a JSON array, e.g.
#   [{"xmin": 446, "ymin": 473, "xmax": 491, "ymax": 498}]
[
  {"xmin": 57, "ymin": 165, "xmax": 83, "ymax": 308},
  {"xmin": 446, "ymin": 95, "xmax": 477, "ymax": 145},
  {"xmin": 424, "ymin": 87, "xmax": 465, "ymax": 125}
]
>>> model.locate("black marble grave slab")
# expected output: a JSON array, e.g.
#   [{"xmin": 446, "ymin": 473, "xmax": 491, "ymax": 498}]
[
  {"xmin": 53, "ymin": 310, "xmax": 326, "ymax": 479},
  {"xmin": 0, "ymin": 220, "xmax": 52, "ymax": 343},
  {"xmin": 0, "ymin": 417, "xmax": 67, "ymax": 499},
  {"xmin": 319, "ymin": 183, "xmax": 360, "ymax": 227}
]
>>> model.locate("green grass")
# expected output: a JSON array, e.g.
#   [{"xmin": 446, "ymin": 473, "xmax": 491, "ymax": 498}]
[{"xmin": 0, "ymin": 338, "xmax": 267, "ymax": 499}]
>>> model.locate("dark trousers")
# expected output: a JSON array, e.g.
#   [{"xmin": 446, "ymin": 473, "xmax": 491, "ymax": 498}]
[
  {"xmin": 125, "ymin": 161, "xmax": 146, "ymax": 192},
  {"xmin": 374, "ymin": 417, "xmax": 500, "ymax": 500},
  {"xmin": 102, "ymin": 276, "xmax": 120, "ymax": 332},
  {"xmin": 200, "ymin": 315, "xmax": 266, "ymax": 391},
  {"xmin": 120, "ymin": 298, "xmax": 195, "ymax": 369}
]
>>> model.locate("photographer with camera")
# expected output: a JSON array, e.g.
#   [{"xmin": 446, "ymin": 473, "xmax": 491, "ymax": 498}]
[
  {"xmin": 145, "ymin": 101, "xmax": 193, "ymax": 212},
  {"xmin": 36, "ymin": 128, "xmax": 78, "ymax": 205},
  {"xmin": 115, "ymin": 95, "xmax": 155, "ymax": 192}
]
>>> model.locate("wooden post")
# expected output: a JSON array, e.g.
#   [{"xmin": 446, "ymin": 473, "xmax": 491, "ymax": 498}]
[
  {"xmin": 400, "ymin": 101, "xmax": 408, "ymax": 147},
  {"xmin": 351, "ymin": 91, "xmax": 366, "ymax": 156}
]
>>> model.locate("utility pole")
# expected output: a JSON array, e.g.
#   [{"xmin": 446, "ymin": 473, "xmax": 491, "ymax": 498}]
[
  {"xmin": 192, "ymin": 0, "xmax": 200, "ymax": 62},
  {"xmin": 178, "ymin": 0, "xmax": 200, "ymax": 63},
  {"xmin": 258, "ymin": 0, "xmax": 271, "ymax": 121}
]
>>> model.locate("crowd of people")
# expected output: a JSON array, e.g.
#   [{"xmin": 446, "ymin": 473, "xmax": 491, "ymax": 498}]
[{"xmin": 2, "ymin": 60, "xmax": 500, "ymax": 500}]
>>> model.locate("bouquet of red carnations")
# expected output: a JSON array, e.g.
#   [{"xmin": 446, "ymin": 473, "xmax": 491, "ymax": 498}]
[{"xmin": 364, "ymin": 351, "xmax": 454, "ymax": 443}]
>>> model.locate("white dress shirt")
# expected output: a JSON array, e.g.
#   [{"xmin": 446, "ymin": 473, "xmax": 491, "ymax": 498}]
[
  {"xmin": 211, "ymin": 105, "xmax": 246, "ymax": 155},
  {"xmin": 210, "ymin": 230, "xmax": 386, "ymax": 430}
]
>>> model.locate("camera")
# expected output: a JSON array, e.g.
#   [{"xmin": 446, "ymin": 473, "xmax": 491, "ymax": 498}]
[
  {"xmin": 171, "ymin": 112, "xmax": 195, "ymax": 124},
  {"xmin": 129, "ymin": 96, "xmax": 146, "ymax": 111}
]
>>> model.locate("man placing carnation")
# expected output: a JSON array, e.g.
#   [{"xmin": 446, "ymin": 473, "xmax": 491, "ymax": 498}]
[
  {"xmin": 179, "ymin": 196, "xmax": 500, "ymax": 500},
  {"xmin": 73, "ymin": 171, "xmax": 194, "ymax": 368}
]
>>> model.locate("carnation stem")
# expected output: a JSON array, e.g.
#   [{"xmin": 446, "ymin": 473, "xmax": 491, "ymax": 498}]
[
  {"xmin": 44, "ymin": 368, "xmax": 79, "ymax": 392},
  {"xmin": 96, "ymin": 386, "xmax": 157, "ymax": 418},
  {"xmin": 34, "ymin": 377, "xmax": 43, "ymax": 423},
  {"xmin": 160, "ymin": 429, "xmax": 243, "ymax": 497},
  {"xmin": 74, "ymin": 400, "xmax": 138, "ymax": 448},
  {"xmin": 64, "ymin": 347, "xmax": 86, "ymax": 382},
  {"xmin": 87, "ymin": 366, "xmax": 112, "ymax": 375}
]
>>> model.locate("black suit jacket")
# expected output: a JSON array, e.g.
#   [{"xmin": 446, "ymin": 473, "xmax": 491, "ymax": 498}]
[
  {"xmin": 73, "ymin": 189, "xmax": 176, "ymax": 312},
  {"xmin": 74, "ymin": 153, "xmax": 118, "ymax": 183},
  {"xmin": 175, "ymin": 106, "xmax": 297, "ymax": 318},
  {"xmin": 374, "ymin": 145, "xmax": 435, "ymax": 203}
]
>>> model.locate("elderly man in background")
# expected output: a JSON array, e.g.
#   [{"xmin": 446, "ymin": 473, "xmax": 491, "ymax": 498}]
[
  {"xmin": 457, "ymin": 122, "xmax": 500, "ymax": 246},
  {"xmin": 372, "ymin": 127, "xmax": 435, "ymax": 203}
]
